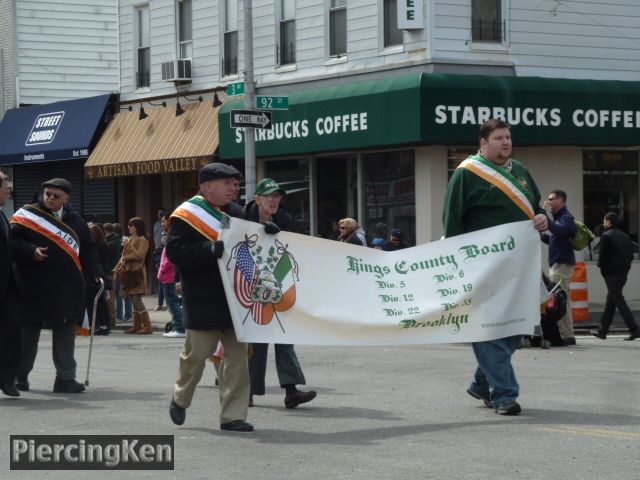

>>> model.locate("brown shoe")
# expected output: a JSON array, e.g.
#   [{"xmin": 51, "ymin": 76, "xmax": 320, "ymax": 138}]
[
  {"xmin": 284, "ymin": 389, "xmax": 317, "ymax": 409},
  {"xmin": 124, "ymin": 312, "xmax": 142, "ymax": 334},
  {"xmin": 135, "ymin": 311, "xmax": 153, "ymax": 334}
]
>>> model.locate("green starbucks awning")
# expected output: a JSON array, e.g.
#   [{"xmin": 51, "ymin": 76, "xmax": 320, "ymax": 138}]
[{"xmin": 219, "ymin": 74, "xmax": 640, "ymax": 159}]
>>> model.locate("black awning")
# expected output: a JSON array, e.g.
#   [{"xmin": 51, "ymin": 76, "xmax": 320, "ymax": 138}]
[{"xmin": 0, "ymin": 94, "xmax": 113, "ymax": 166}]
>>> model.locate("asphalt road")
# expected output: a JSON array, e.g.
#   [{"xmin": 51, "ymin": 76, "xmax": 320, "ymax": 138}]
[{"xmin": 1, "ymin": 332, "xmax": 638, "ymax": 480}]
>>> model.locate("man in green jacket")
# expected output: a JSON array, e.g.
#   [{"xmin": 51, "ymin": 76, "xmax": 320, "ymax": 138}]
[{"xmin": 443, "ymin": 119, "xmax": 548, "ymax": 415}]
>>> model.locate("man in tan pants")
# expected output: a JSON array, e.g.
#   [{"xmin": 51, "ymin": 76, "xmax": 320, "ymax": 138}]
[{"xmin": 165, "ymin": 163, "xmax": 253, "ymax": 432}]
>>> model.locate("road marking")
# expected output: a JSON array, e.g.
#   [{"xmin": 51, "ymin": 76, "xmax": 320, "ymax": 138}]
[{"xmin": 539, "ymin": 426, "xmax": 640, "ymax": 440}]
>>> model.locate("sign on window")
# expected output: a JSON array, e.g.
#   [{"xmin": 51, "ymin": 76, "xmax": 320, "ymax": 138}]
[{"xmin": 397, "ymin": 0, "xmax": 423, "ymax": 30}]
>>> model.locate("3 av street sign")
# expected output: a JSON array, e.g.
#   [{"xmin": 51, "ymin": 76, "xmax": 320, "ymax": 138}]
[
  {"xmin": 230, "ymin": 109, "xmax": 273, "ymax": 129},
  {"xmin": 227, "ymin": 82, "xmax": 246, "ymax": 96}
]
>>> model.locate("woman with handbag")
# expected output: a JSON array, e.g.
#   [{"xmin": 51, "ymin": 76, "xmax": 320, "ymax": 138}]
[{"xmin": 115, "ymin": 217, "xmax": 152, "ymax": 334}]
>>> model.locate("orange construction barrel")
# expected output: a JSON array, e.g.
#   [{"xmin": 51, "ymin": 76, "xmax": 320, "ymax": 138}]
[{"xmin": 570, "ymin": 261, "xmax": 590, "ymax": 321}]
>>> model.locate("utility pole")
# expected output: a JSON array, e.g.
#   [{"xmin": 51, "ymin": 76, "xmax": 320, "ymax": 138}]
[{"xmin": 243, "ymin": 0, "xmax": 256, "ymax": 200}]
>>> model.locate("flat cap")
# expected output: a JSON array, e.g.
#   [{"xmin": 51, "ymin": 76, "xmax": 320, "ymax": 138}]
[
  {"xmin": 198, "ymin": 163, "xmax": 242, "ymax": 184},
  {"xmin": 42, "ymin": 178, "xmax": 72, "ymax": 195}
]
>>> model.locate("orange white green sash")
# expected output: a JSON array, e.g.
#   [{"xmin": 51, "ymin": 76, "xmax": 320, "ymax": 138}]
[
  {"xmin": 170, "ymin": 195, "xmax": 225, "ymax": 240},
  {"xmin": 10, "ymin": 204, "xmax": 82, "ymax": 271},
  {"xmin": 459, "ymin": 155, "xmax": 535, "ymax": 219}
]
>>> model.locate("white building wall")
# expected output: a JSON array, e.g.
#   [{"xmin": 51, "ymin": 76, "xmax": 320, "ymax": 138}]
[
  {"xmin": 16, "ymin": 0, "xmax": 120, "ymax": 104},
  {"xmin": 0, "ymin": 0, "xmax": 18, "ymax": 115}
]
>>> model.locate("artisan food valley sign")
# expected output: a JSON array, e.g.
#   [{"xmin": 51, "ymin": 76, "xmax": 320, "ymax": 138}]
[
  {"xmin": 218, "ymin": 74, "xmax": 640, "ymax": 159},
  {"xmin": 84, "ymin": 156, "xmax": 210, "ymax": 179}
]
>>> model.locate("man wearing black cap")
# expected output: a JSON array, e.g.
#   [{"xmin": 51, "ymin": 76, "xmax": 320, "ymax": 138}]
[
  {"xmin": 243, "ymin": 178, "xmax": 318, "ymax": 409},
  {"xmin": 383, "ymin": 228, "xmax": 410, "ymax": 251},
  {"xmin": 11, "ymin": 177, "xmax": 100, "ymax": 393},
  {"xmin": 166, "ymin": 162, "xmax": 254, "ymax": 432}
]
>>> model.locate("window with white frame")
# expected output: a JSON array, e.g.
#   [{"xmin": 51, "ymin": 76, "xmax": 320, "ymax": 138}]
[
  {"xmin": 383, "ymin": 0, "xmax": 403, "ymax": 48},
  {"xmin": 329, "ymin": 0, "xmax": 346, "ymax": 57},
  {"xmin": 177, "ymin": 0, "xmax": 192, "ymax": 59},
  {"xmin": 223, "ymin": 0, "xmax": 238, "ymax": 76},
  {"xmin": 471, "ymin": 0, "xmax": 502, "ymax": 43},
  {"xmin": 279, "ymin": 0, "xmax": 295, "ymax": 65},
  {"xmin": 136, "ymin": 5, "xmax": 150, "ymax": 88}
]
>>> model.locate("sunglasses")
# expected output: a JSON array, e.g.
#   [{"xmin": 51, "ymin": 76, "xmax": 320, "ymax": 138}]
[{"xmin": 44, "ymin": 191, "xmax": 63, "ymax": 199}]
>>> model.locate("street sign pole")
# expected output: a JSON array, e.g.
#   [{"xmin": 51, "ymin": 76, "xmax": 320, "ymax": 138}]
[{"xmin": 243, "ymin": 0, "xmax": 256, "ymax": 200}]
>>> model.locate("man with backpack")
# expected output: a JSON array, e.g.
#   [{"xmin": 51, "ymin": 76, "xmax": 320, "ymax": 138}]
[{"xmin": 542, "ymin": 190, "xmax": 577, "ymax": 346}]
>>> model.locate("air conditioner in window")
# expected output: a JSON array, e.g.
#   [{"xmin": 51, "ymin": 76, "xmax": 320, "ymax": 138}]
[{"xmin": 161, "ymin": 59, "xmax": 192, "ymax": 83}]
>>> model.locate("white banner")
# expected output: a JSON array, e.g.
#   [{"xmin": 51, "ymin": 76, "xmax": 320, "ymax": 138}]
[{"xmin": 218, "ymin": 219, "xmax": 541, "ymax": 346}]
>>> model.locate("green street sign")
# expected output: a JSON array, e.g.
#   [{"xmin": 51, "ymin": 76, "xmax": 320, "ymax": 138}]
[
  {"xmin": 227, "ymin": 82, "xmax": 245, "ymax": 96},
  {"xmin": 256, "ymin": 95, "xmax": 289, "ymax": 110}
]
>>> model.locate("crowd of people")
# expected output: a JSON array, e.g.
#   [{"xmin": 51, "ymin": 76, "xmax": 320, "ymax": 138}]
[{"xmin": 1, "ymin": 119, "xmax": 639, "ymax": 433}]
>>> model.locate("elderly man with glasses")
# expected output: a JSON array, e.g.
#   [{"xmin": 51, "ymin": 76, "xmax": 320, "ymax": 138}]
[{"xmin": 11, "ymin": 178, "xmax": 101, "ymax": 393}]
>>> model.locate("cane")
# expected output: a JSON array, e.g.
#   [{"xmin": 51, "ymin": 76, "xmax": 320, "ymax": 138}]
[{"xmin": 85, "ymin": 278, "xmax": 104, "ymax": 387}]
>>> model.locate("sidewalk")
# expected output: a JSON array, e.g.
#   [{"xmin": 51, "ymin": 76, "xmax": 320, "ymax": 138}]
[{"xmin": 111, "ymin": 296, "xmax": 640, "ymax": 335}]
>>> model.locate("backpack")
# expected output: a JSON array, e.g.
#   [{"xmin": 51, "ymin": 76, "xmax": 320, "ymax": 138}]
[{"xmin": 570, "ymin": 221, "xmax": 595, "ymax": 251}]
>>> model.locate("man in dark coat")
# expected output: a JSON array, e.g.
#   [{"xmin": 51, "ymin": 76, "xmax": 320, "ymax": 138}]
[
  {"xmin": 243, "ymin": 178, "xmax": 317, "ymax": 409},
  {"xmin": 0, "ymin": 171, "xmax": 21, "ymax": 397},
  {"xmin": 11, "ymin": 178, "xmax": 100, "ymax": 393},
  {"xmin": 591, "ymin": 212, "xmax": 640, "ymax": 341},
  {"xmin": 166, "ymin": 163, "xmax": 253, "ymax": 432}
]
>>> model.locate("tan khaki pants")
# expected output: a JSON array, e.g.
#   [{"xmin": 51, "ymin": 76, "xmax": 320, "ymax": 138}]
[
  {"xmin": 550, "ymin": 263, "xmax": 576, "ymax": 340},
  {"xmin": 174, "ymin": 329, "xmax": 249, "ymax": 424}
]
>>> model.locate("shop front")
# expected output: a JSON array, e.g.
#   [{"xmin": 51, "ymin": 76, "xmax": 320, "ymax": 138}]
[
  {"xmin": 84, "ymin": 100, "xmax": 232, "ymax": 231},
  {"xmin": 0, "ymin": 94, "xmax": 117, "ymax": 218},
  {"xmin": 219, "ymin": 73, "xmax": 640, "ymax": 303}
]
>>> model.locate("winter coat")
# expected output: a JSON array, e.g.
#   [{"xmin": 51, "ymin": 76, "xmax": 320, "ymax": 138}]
[
  {"xmin": 598, "ymin": 227, "xmax": 633, "ymax": 276},
  {"xmin": 11, "ymin": 202, "xmax": 100, "ymax": 328},
  {"xmin": 542, "ymin": 206, "xmax": 577, "ymax": 266},
  {"xmin": 116, "ymin": 234, "xmax": 149, "ymax": 296},
  {"xmin": 166, "ymin": 201, "xmax": 243, "ymax": 330}
]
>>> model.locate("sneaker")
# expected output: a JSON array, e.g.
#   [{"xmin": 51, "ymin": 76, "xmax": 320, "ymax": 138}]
[
  {"xmin": 467, "ymin": 388, "xmax": 493, "ymax": 408},
  {"xmin": 163, "ymin": 330, "xmax": 186, "ymax": 338},
  {"xmin": 591, "ymin": 330, "xmax": 607, "ymax": 340},
  {"xmin": 563, "ymin": 337, "xmax": 577, "ymax": 346},
  {"xmin": 220, "ymin": 420, "xmax": 254, "ymax": 432},
  {"xmin": 169, "ymin": 399, "xmax": 186, "ymax": 425},
  {"xmin": 495, "ymin": 400, "xmax": 521, "ymax": 416},
  {"xmin": 53, "ymin": 378, "xmax": 86, "ymax": 393}
]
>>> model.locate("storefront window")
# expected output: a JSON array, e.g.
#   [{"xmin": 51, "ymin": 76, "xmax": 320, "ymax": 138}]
[
  {"xmin": 583, "ymin": 150, "xmax": 639, "ymax": 243},
  {"xmin": 265, "ymin": 159, "xmax": 311, "ymax": 235},
  {"xmin": 447, "ymin": 147, "xmax": 476, "ymax": 180},
  {"xmin": 362, "ymin": 150, "xmax": 415, "ymax": 246}
]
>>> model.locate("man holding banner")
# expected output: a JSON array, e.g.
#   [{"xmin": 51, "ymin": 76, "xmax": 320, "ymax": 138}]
[
  {"xmin": 11, "ymin": 178, "xmax": 100, "ymax": 393},
  {"xmin": 443, "ymin": 119, "xmax": 548, "ymax": 415},
  {"xmin": 166, "ymin": 163, "xmax": 254, "ymax": 433}
]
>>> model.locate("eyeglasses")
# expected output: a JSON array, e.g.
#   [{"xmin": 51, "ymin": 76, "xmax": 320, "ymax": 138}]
[
  {"xmin": 547, "ymin": 197, "xmax": 557, "ymax": 201},
  {"xmin": 44, "ymin": 191, "xmax": 63, "ymax": 199},
  {"xmin": 339, "ymin": 226, "xmax": 347, "ymax": 230}
]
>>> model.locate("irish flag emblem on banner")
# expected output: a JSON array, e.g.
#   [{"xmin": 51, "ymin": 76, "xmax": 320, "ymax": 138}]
[{"xmin": 228, "ymin": 236, "xmax": 298, "ymax": 331}]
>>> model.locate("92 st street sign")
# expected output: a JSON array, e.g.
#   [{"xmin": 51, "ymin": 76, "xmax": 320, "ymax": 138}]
[{"xmin": 230, "ymin": 109, "xmax": 273, "ymax": 129}]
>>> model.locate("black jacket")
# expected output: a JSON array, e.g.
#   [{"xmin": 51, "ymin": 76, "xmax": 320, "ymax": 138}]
[
  {"xmin": 598, "ymin": 227, "xmax": 633, "ymax": 276},
  {"xmin": 106, "ymin": 233, "xmax": 123, "ymax": 273},
  {"xmin": 542, "ymin": 206, "xmax": 576, "ymax": 266},
  {"xmin": 166, "ymin": 201, "xmax": 243, "ymax": 330},
  {"xmin": 11, "ymin": 202, "xmax": 100, "ymax": 327},
  {"xmin": 0, "ymin": 210, "xmax": 17, "ymax": 305},
  {"xmin": 242, "ymin": 200, "xmax": 297, "ymax": 233}
]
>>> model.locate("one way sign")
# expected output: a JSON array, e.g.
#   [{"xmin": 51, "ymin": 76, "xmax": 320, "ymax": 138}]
[{"xmin": 230, "ymin": 109, "xmax": 272, "ymax": 129}]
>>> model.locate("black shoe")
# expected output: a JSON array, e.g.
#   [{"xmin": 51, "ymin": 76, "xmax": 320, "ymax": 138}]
[
  {"xmin": 169, "ymin": 399, "xmax": 186, "ymax": 425},
  {"xmin": 14, "ymin": 377, "xmax": 29, "ymax": 392},
  {"xmin": 624, "ymin": 330, "xmax": 640, "ymax": 341},
  {"xmin": 53, "ymin": 378, "xmax": 86, "ymax": 393},
  {"xmin": 1, "ymin": 383, "xmax": 20, "ymax": 397},
  {"xmin": 93, "ymin": 328, "xmax": 110, "ymax": 336},
  {"xmin": 466, "ymin": 388, "xmax": 493, "ymax": 408},
  {"xmin": 563, "ymin": 337, "xmax": 577, "ymax": 346},
  {"xmin": 220, "ymin": 420, "xmax": 254, "ymax": 432},
  {"xmin": 495, "ymin": 400, "xmax": 521, "ymax": 416},
  {"xmin": 591, "ymin": 330, "xmax": 607, "ymax": 340},
  {"xmin": 284, "ymin": 389, "xmax": 317, "ymax": 409}
]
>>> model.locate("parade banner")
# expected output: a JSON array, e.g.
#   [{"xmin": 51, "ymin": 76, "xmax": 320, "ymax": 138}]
[{"xmin": 218, "ymin": 219, "xmax": 542, "ymax": 346}]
